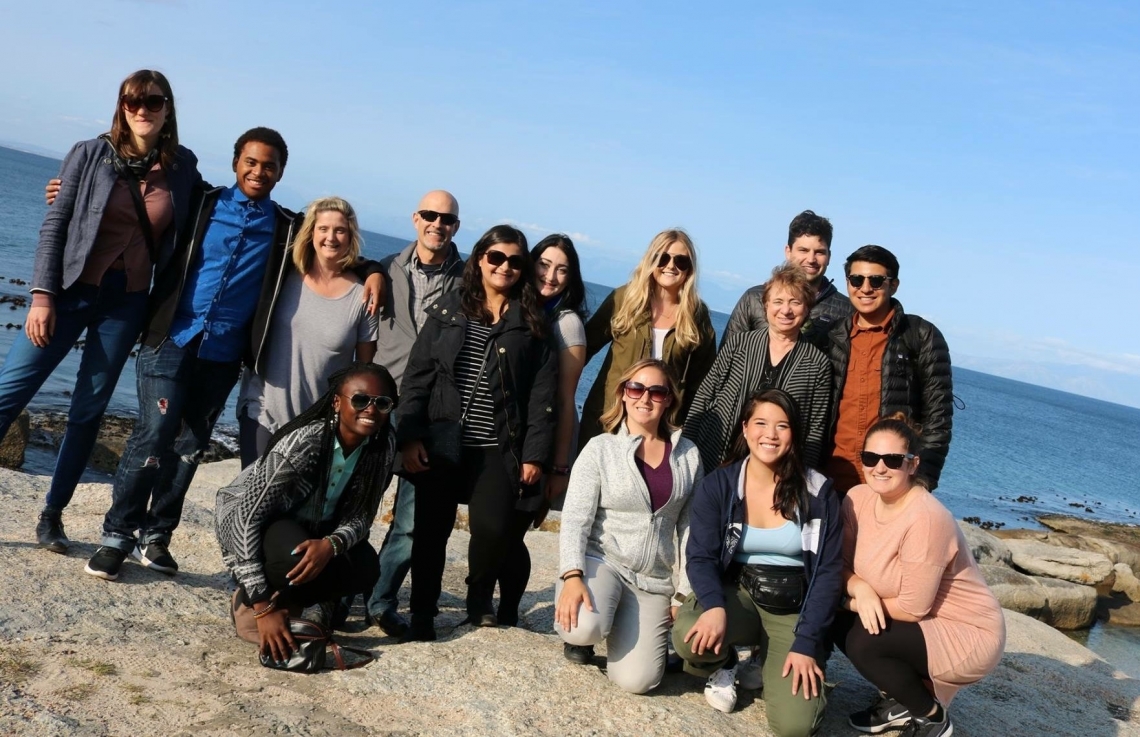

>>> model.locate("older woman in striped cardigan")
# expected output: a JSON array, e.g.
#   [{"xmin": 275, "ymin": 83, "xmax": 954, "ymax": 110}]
[{"xmin": 683, "ymin": 263, "xmax": 832, "ymax": 473}]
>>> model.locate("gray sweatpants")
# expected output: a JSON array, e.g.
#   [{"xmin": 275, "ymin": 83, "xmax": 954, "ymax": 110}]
[{"xmin": 554, "ymin": 557, "xmax": 672, "ymax": 694}]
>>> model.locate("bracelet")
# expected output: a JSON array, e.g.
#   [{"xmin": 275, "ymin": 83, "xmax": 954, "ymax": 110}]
[
  {"xmin": 560, "ymin": 571, "xmax": 584, "ymax": 582},
  {"xmin": 252, "ymin": 601, "xmax": 278, "ymax": 619},
  {"xmin": 324, "ymin": 534, "xmax": 343, "ymax": 557}
]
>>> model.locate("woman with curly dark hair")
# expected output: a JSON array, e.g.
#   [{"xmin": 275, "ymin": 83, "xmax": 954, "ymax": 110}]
[
  {"xmin": 215, "ymin": 362, "xmax": 399, "ymax": 663},
  {"xmin": 397, "ymin": 224, "xmax": 558, "ymax": 641}
]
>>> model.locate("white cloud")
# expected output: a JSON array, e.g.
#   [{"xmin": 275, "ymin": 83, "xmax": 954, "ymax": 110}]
[{"xmin": 948, "ymin": 327, "xmax": 1140, "ymax": 377}]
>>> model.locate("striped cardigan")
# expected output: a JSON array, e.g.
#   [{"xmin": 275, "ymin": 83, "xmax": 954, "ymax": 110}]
[{"xmin": 682, "ymin": 327, "xmax": 833, "ymax": 473}]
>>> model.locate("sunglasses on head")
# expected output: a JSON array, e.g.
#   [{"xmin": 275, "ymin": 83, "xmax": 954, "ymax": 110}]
[
  {"xmin": 121, "ymin": 94, "xmax": 169, "ymax": 113},
  {"xmin": 416, "ymin": 209, "xmax": 459, "ymax": 226},
  {"xmin": 847, "ymin": 274, "xmax": 893, "ymax": 290},
  {"xmin": 484, "ymin": 249, "xmax": 525, "ymax": 270},
  {"xmin": 860, "ymin": 451, "xmax": 914, "ymax": 469},
  {"xmin": 656, "ymin": 252, "xmax": 692, "ymax": 272},
  {"xmin": 623, "ymin": 381, "xmax": 671, "ymax": 403},
  {"xmin": 341, "ymin": 393, "xmax": 395, "ymax": 413}
]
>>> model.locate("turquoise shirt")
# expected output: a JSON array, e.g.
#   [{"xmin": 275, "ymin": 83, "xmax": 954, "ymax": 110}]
[
  {"xmin": 733, "ymin": 520, "xmax": 804, "ymax": 568},
  {"xmin": 321, "ymin": 435, "xmax": 369, "ymax": 521}
]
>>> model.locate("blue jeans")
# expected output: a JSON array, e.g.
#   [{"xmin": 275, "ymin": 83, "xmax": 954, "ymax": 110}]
[
  {"xmin": 0, "ymin": 271, "xmax": 147, "ymax": 511},
  {"xmin": 366, "ymin": 475, "xmax": 415, "ymax": 617},
  {"xmin": 101, "ymin": 338, "xmax": 241, "ymax": 551}
]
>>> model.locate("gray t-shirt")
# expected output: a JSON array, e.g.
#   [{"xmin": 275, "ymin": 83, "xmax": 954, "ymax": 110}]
[
  {"xmin": 240, "ymin": 272, "xmax": 378, "ymax": 433},
  {"xmin": 551, "ymin": 309, "xmax": 586, "ymax": 351}
]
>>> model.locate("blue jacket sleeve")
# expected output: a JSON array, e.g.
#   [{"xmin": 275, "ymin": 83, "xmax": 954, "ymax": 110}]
[
  {"xmin": 685, "ymin": 471, "xmax": 729, "ymax": 610},
  {"xmin": 790, "ymin": 482, "xmax": 845, "ymax": 659},
  {"xmin": 32, "ymin": 141, "xmax": 88, "ymax": 294}
]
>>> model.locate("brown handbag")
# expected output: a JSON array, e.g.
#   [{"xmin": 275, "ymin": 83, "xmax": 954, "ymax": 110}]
[{"xmin": 231, "ymin": 591, "xmax": 374, "ymax": 672}]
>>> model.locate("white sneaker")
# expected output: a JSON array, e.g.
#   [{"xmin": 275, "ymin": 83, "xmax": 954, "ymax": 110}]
[
  {"xmin": 704, "ymin": 666, "xmax": 738, "ymax": 713},
  {"xmin": 736, "ymin": 649, "xmax": 764, "ymax": 691}
]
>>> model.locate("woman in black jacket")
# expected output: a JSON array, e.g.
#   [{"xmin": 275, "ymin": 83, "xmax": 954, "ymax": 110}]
[
  {"xmin": 674, "ymin": 388, "xmax": 842, "ymax": 736},
  {"xmin": 397, "ymin": 225, "xmax": 558, "ymax": 641}
]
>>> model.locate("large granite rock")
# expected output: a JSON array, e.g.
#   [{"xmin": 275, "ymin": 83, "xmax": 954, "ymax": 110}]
[
  {"xmin": 1038, "ymin": 514, "xmax": 1140, "ymax": 551},
  {"xmin": 996, "ymin": 527, "xmax": 1140, "ymax": 574},
  {"xmin": 1098, "ymin": 593, "xmax": 1140, "ymax": 626},
  {"xmin": 1114, "ymin": 563, "xmax": 1140, "ymax": 603},
  {"xmin": 0, "ymin": 408, "xmax": 29, "ymax": 469},
  {"xmin": 959, "ymin": 521, "xmax": 1013, "ymax": 566},
  {"xmin": 1004, "ymin": 538, "xmax": 1116, "ymax": 587},
  {"xmin": 980, "ymin": 564, "xmax": 1098, "ymax": 629}
]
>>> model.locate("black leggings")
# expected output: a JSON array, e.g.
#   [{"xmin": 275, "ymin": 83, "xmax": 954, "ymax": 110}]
[
  {"xmin": 834, "ymin": 610, "xmax": 935, "ymax": 715},
  {"xmin": 243, "ymin": 518, "xmax": 380, "ymax": 609},
  {"xmin": 410, "ymin": 446, "xmax": 530, "ymax": 619}
]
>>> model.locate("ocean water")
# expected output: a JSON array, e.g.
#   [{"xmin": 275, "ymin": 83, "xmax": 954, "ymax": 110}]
[{"xmin": 2, "ymin": 144, "xmax": 1139, "ymax": 673}]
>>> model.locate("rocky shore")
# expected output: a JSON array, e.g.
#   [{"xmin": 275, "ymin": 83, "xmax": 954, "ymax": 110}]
[{"xmin": 0, "ymin": 456, "xmax": 1138, "ymax": 735}]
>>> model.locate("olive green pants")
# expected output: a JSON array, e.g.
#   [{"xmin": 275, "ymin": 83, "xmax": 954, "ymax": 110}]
[{"xmin": 672, "ymin": 582, "xmax": 827, "ymax": 737}]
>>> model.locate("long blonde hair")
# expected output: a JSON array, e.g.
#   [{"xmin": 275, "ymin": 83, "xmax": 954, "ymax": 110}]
[
  {"xmin": 599, "ymin": 358, "xmax": 681, "ymax": 437},
  {"xmin": 610, "ymin": 229, "xmax": 703, "ymax": 349},
  {"xmin": 291, "ymin": 196, "xmax": 363, "ymax": 273}
]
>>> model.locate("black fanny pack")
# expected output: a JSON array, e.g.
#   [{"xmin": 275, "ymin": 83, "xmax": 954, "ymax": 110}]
[{"xmin": 739, "ymin": 564, "xmax": 807, "ymax": 615}]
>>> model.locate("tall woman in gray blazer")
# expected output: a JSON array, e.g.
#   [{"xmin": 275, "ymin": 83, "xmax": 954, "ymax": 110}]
[
  {"xmin": 0, "ymin": 70, "xmax": 200, "ymax": 553},
  {"xmin": 555, "ymin": 358, "xmax": 703, "ymax": 694}
]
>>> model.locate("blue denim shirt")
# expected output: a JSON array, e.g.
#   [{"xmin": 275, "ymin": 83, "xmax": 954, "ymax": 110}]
[{"xmin": 169, "ymin": 186, "xmax": 276, "ymax": 362}]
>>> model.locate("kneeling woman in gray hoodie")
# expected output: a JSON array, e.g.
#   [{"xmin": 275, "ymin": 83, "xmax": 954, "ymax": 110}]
[{"xmin": 555, "ymin": 358, "xmax": 703, "ymax": 694}]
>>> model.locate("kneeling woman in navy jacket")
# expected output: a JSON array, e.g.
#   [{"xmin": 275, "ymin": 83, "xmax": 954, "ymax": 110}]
[{"xmin": 674, "ymin": 388, "xmax": 842, "ymax": 737}]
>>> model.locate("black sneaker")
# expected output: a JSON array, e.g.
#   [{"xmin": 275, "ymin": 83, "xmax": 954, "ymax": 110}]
[
  {"xmin": 369, "ymin": 610, "xmax": 411, "ymax": 639},
  {"xmin": 85, "ymin": 546, "xmax": 128, "ymax": 581},
  {"xmin": 400, "ymin": 615, "xmax": 437, "ymax": 643},
  {"xmin": 133, "ymin": 542, "xmax": 178, "ymax": 574},
  {"xmin": 899, "ymin": 710, "xmax": 953, "ymax": 737},
  {"xmin": 35, "ymin": 510, "xmax": 69, "ymax": 554},
  {"xmin": 563, "ymin": 643, "xmax": 594, "ymax": 665},
  {"xmin": 850, "ymin": 693, "xmax": 912, "ymax": 734}
]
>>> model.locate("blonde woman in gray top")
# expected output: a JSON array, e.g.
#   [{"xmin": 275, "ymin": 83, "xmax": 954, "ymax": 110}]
[
  {"xmin": 237, "ymin": 197, "xmax": 378, "ymax": 467},
  {"xmin": 556, "ymin": 358, "xmax": 703, "ymax": 694}
]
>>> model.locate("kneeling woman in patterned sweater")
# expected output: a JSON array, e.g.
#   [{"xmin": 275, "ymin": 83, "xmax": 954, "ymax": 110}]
[
  {"xmin": 674, "ymin": 388, "xmax": 842, "ymax": 737},
  {"xmin": 556, "ymin": 358, "xmax": 703, "ymax": 694},
  {"xmin": 215, "ymin": 362, "xmax": 399, "ymax": 663}
]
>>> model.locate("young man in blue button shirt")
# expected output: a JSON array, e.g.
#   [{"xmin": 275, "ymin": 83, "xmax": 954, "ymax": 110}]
[{"xmin": 85, "ymin": 127, "xmax": 381, "ymax": 580}]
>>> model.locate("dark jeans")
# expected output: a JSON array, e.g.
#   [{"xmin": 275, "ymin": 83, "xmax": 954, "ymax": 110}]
[
  {"xmin": 0, "ymin": 271, "xmax": 147, "ymax": 511},
  {"xmin": 241, "ymin": 518, "xmax": 380, "ymax": 609},
  {"xmin": 834, "ymin": 610, "xmax": 934, "ymax": 715},
  {"xmin": 409, "ymin": 446, "xmax": 529, "ymax": 619},
  {"xmin": 366, "ymin": 474, "xmax": 415, "ymax": 618},
  {"xmin": 101, "ymin": 338, "xmax": 241, "ymax": 551},
  {"xmin": 238, "ymin": 407, "xmax": 273, "ymax": 469}
]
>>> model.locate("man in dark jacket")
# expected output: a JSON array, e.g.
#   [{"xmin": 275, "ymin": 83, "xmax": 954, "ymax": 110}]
[
  {"xmin": 85, "ymin": 128, "xmax": 382, "ymax": 581},
  {"xmin": 363, "ymin": 190, "xmax": 464, "ymax": 638},
  {"xmin": 825, "ymin": 245, "xmax": 953, "ymax": 494},
  {"xmin": 721, "ymin": 210, "xmax": 852, "ymax": 349}
]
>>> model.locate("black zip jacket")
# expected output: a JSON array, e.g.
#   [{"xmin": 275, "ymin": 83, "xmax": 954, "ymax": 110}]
[
  {"xmin": 142, "ymin": 185, "xmax": 381, "ymax": 373},
  {"xmin": 685, "ymin": 459, "xmax": 843, "ymax": 663},
  {"xmin": 825, "ymin": 299, "xmax": 954, "ymax": 490},
  {"xmin": 395, "ymin": 290, "xmax": 559, "ymax": 485}
]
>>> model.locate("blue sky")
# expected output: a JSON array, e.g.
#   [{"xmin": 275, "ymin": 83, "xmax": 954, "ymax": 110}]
[{"xmin": 1, "ymin": 1, "xmax": 1138, "ymax": 406}]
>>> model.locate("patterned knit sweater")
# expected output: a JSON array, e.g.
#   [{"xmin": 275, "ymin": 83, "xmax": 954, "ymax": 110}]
[{"xmin": 214, "ymin": 421, "xmax": 397, "ymax": 603}]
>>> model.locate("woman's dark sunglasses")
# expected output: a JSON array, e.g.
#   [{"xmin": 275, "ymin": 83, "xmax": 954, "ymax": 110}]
[
  {"xmin": 342, "ymin": 393, "xmax": 395, "ymax": 413},
  {"xmin": 860, "ymin": 451, "xmax": 914, "ymax": 469},
  {"xmin": 847, "ymin": 274, "xmax": 892, "ymax": 290},
  {"xmin": 485, "ymin": 250, "xmax": 526, "ymax": 270},
  {"xmin": 656, "ymin": 252, "xmax": 692, "ymax": 272},
  {"xmin": 623, "ymin": 381, "xmax": 671, "ymax": 403},
  {"xmin": 121, "ymin": 94, "xmax": 169, "ymax": 113},
  {"xmin": 416, "ymin": 209, "xmax": 459, "ymax": 226}
]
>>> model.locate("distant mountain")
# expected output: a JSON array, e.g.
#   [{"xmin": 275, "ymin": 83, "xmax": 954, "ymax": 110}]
[{"xmin": 0, "ymin": 140, "xmax": 66, "ymax": 160}]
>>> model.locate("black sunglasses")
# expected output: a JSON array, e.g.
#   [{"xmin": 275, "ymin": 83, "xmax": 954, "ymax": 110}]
[
  {"xmin": 847, "ymin": 274, "xmax": 893, "ymax": 290},
  {"xmin": 860, "ymin": 451, "xmax": 914, "ymax": 469},
  {"xmin": 121, "ymin": 94, "xmax": 169, "ymax": 113},
  {"xmin": 623, "ymin": 381, "xmax": 671, "ymax": 403},
  {"xmin": 416, "ymin": 209, "xmax": 459, "ymax": 226},
  {"xmin": 342, "ymin": 393, "xmax": 395, "ymax": 413},
  {"xmin": 656, "ymin": 252, "xmax": 692, "ymax": 272},
  {"xmin": 484, "ymin": 249, "xmax": 525, "ymax": 270}
]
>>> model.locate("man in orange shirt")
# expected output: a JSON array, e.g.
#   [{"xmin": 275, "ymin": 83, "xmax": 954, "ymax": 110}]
[{"xmin": 824, "ymin": 246, "xmax": 953, "ymax": 495}]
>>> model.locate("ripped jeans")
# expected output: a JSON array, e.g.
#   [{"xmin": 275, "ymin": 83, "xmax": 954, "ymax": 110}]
[{"xmin": 100, "ymin": 338, "xmax": 241, "ymax": 551}]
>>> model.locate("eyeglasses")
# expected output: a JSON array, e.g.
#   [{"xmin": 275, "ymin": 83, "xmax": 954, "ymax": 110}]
[
  {"xmin": 342, "ymin": 393, "xmax": 396, "ymax": 413},
  {"xmin": 847, "ymin": 274, "xmax": 893, "ymax": 290},
  {"xmin": 484, "ymin": 250, "xmax": 525, "ymax": 271},
  {"xmin": 416, "ymin": 210, "xmax": 459, "ymax": 226},
  {"xmin": 121, "ymin": 94, "xmax": 169, "ymax": 113},
  {"xmin": 860, "ymin": 451, "xmax": 914, "ymax": 469},
  {"xmin": 622, "ymin": 381, "xmax": 671, "ymax": 403},
  {"xmin": 656, "ymin": 252, "xmax": 692, "ymax": 272}
]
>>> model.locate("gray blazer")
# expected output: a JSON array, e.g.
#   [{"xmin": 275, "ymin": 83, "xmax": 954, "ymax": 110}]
[
  {"xmin": 33, "ymin": 137, "xmax": 200, "ymax": 295},
  {"xmin": 376, "ymin": 241, "xmax": 464, "ymax": 386}
]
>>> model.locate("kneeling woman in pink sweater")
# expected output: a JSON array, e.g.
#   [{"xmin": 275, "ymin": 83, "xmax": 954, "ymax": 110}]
[{"xmin": 836, "ymin": 414, "xmax": 1005, "ymax": 737}]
